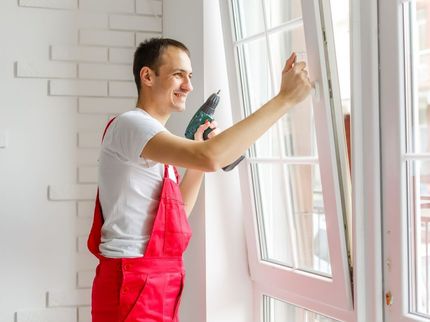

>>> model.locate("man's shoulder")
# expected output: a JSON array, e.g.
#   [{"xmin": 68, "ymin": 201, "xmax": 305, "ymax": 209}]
[{"xmin": 115, "ymin": 108, "xmax": 166, "ymax": 133}]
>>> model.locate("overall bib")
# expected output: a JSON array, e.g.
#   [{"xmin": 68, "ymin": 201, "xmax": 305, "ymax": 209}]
[{"xmin": 87, "ymin": 119, "xmax": 192, "ymax": 322}]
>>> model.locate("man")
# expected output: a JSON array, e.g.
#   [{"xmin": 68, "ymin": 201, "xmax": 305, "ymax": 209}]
[{"xmin": 88, "ymin": 38, "xmax": 311, "ymax": 322}]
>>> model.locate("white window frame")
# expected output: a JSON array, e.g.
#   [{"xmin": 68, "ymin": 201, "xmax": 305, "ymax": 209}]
[
  {"xmin": 219, "ymin": 0, "xmax": 354, "ymax": 320},
  {"xmin": 380, "ymin": 0, "xmax": 430, "ymax": 321}
]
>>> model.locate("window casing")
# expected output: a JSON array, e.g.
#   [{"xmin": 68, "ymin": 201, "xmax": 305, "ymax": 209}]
[{"xmin": 219, "ymin": 0, "xmax": 353, "ymax": 320}]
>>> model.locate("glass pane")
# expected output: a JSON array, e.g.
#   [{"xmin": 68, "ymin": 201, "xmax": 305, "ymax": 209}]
[
  {"xmin": 237, "ymin": 39, "xmax": 277, "ymax": 157},
  {"xmin": 252, "ymin": 163, "xmax": 331, "ymax": 276},
  {"xmin": 288, "ymin": 163, "xmax": 331, "ymax": 275},
  {"xmin": 408, "ymin": 0, "xmax": 430, "ymax": 153},
  {"xmin": 268, "ymin": 26, "xmax": 316, "ymax": 157},
  {"xmin": 264, "ymin": 0, "xmax": 302, "ymax": 29},
  {"xmin": 263, "ymin": 295, "xmax": 342, "ymax": 322},
  {"xmin": 252, "ymin": 163, "xmax": 294, "ymax": 266},
  {"xmin": 329, "ymin": 0, "xmax": 351, "ymax": 115},
  {"xmin": 231, "ymin": 0, "xmax": 265, "ymax": 40},
  {"xmin": 329, "ymin": 0, "xmax": 351, "ymax": 166},
  {"xmin": 269, "ymin": 26, "xmax": 307, "ymax": 88},
  {"xmin": 407, "ymin": 160, "xmax": 430, "ymax": 317}
]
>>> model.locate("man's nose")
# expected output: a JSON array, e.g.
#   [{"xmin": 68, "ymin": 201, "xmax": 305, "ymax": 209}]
[{"xmin": 182, "ymin": 77, "xmax": 193, "ymax": 92}]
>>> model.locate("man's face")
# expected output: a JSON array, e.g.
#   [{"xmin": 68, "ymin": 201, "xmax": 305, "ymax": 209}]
[{"xmin": 152, "ymin": 46, "xmax": 193, "ymax": 112}]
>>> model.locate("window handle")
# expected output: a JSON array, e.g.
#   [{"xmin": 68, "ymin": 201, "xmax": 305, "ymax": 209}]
[{"xmin": 311, "ymin": 81, "xmax": 320, "ymax": 102}]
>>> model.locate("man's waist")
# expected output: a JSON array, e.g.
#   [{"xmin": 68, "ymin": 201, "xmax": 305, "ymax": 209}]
[{"xmin": 98, "ymin": 256, "xmax": 184, "ymax": 273}]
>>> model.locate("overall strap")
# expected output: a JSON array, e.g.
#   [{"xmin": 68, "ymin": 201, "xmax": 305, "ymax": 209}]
[
  {"xmin": 102, "ymin": 117, "xmax": 116, "ymax": 142},
  {"xmin": 87, "ymin": 116, "xmax": 117, "ymax": 259},
  {"xmin": 163, "ymin": 164, "xmax": 180, "ymax": 182}
]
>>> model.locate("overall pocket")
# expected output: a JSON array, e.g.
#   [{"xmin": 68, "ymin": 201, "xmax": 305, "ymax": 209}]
[{"xmin": 172, "ymin": 274, "xmax": 185, "ymax": 321}]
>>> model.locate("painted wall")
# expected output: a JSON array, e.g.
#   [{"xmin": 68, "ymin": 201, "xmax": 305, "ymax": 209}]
[
  {"xmin": 0, "ymin": 0, "xmax": 252, "ymax": 321},
  {"xmin": 0, "ymin": 1, "xmax": 162, "ymax": 321},
  {"xmin": 164, "ymin": 0, "xmax": 253, "ymax": 322}
]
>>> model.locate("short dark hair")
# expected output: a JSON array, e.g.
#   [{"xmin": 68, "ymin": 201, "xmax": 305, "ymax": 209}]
[{"xmin": 133, "ymin": 38, "xmax": 190, "ymax": 96}]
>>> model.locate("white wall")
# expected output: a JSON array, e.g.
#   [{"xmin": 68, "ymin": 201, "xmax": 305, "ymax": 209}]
[
  {"xmin": 0, "ymin": 0, "xmax": 252, "ymax": 321},
  {"xmin": 0, "ymin": 1, "xmax": 162, "ymax": 321},
  {"xmin": 164, "ymin": 1, "xmax": 253, "ymax": 322}
]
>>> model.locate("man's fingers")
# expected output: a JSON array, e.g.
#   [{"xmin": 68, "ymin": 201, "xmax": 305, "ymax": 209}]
[
  {"xmin": 209, "ymin": 121, "xmax": 218, "ymax": 130},
  {"xmin": 207, "ymin": 128, "xmax": 221, "ymax": 139},
  {"xmin": 292, "ymin": 61, "xmax": 306, "ymax": 72},
  {"xmin": 194, "ymin": 121, "xmax": 211, "ymax": 140},
  {"xmin": 283, "ymin": 52, "xmax": 297, "ymax": 72}
]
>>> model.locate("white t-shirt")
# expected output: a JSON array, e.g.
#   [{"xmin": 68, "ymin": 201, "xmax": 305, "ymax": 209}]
[{"xmin": 98, "ymin": 108, "xmax": 174, "ymax": 258}]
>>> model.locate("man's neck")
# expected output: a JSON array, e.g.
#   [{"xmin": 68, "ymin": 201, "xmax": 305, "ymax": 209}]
[{"xmin": 136, "ymin": 98, "xmax": 170, "ymax": 126}]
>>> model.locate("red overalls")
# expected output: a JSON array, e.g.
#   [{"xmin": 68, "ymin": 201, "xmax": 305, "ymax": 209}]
[{"xmin": 87, "ymin": 119, "xmax": 192, "ymax": 322}]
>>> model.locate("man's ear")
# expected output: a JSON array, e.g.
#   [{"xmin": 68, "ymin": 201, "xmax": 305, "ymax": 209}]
[{"xmin": 140, "ymin": 67, "xmax": 153, "ymax": 86}]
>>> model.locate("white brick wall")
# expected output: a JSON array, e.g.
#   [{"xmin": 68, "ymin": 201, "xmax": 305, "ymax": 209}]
[
  {"xmin": 78, "ymin": 63, "xmax": 133, "ymax": 81},
  {"xmin": 8, "ymin": 0, "xmax": 163, "ymax": 320},
  {"xmin": 78, "ymin": 132, "xmax": 101, "ymax": 148},
  {"xmin": 109, "ymin": 15, "xmax": 162, "ymax": 32},
  {"xmin": 49, "ymin": 79, "xmax": 108, "ymax": 96},
  {"xmin": 77, "ymin": 149, "xmax": 100, "ymax": 165},
  {"xmin": 15, "ymin": 308, "xmax": 77, "ymax": 322},
  {"xmin": 79, "ymin": 0, "xmax": 134, "ymax": 13},
  {"xmin": 48, "ymin": 289, "xmax": 91, "ymax": 307},
  {"xmin": 77, "ymin": 271, "xmax": 95, "ymax": 288},
  {"xmin": 136, "ymin": 32, "xmax": 163, "ymax": 45},
  {"xmin": 80, "ymin": 30, "xmax": 135, "ymax": 47},
  {"xmin": 76, "ymin": 114, "xmax": 108, "ymax": 131},
  {"xmin": 109, "ymin": 48, "xmax": 134, "ymax": 64},
  {"xmin": 77, "ymin": 235, "xmax": 88, "ymax": 253},
  {"xmin": 48, "ymin": 184, "xmax": 97, "ymax": 200},
  {"xmin": 136, "ymin": 0, "xmax": 163, "ymax": 16},
  {"xmin": 78, "ymin": 166, "xmax": 98, "ymax": 183},
  {"xmin": 78, "ymin": 306, "xmax": 91, "ymax": 322},
  {"xmin": 79, "ymin": 97, "xmax": 135, "ymax": 114},
  {"xmin": 18, "ymin": 0, "xmax": 77, "ymax": 10},
  {"xmin": 51, "ymin": 45, "xmax": 108, "ymax": 62},
  {"xmin": 77, "ymin": 201, "xmax": 95, "ymax": 218},
  {"xmin": 77, "ymin": 253, "xmax": 98, "ymax": 270},
  {"xmin": 16, "ymin": 61, "xmax": 77, "ymax": 79},
  {"xmin": 109, "ymin": 81, "xmax": 137, "ymax": 97},
  {"xmin": 75, "ymin": 217, "xmax": 92, "ymax": 235},
  {"xmin": 76, "ymin": 13, "xmax": 108, "ymax": 28}
]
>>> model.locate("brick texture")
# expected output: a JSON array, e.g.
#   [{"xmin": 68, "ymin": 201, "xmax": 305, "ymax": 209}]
[
  {"xmin": 109, "ymin": 81, "xmax": 137, "ymax": 97},
  {"xmin": 12, "ymin": 0, "xmax": 162, "ymax": 318},
  {"xmin": 47, "ymin": 289, "xmax": 91, "ymax": 307},
  {"xmin": 51, "ymin": 45, "xmax": 108, "ymax": 62},
  {"xmin": 136, "ymin": 0, "xmax": 163, "ymax": 16},
  {"xmin": 18, "ymin": 0, "xmax": 77, "ymax": 10},
  {"xmin": 15, "ymin": 308, "xmax": 77, "ymax": 322}
]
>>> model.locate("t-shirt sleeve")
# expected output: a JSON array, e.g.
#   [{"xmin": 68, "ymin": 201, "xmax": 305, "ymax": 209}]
[{"xmin": 109, "ymin": 111, "xmax": 167, "ymax": 164}]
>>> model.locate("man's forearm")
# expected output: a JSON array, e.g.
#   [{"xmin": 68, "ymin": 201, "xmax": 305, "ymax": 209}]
[{"xmin": 179, "ymin": 169, "xmax": 205, "ymax": 217}]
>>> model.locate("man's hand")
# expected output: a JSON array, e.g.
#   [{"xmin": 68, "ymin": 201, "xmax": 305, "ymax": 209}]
[
  {"xmin": 194, "ymin": 120, "xmax": 220, "ymax": 141},
  {"xmin": 278, "ymin": 52, "xmax": 312, "ymax": 106}
]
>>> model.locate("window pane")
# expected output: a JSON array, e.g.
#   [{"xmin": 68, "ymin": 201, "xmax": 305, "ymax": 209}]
[
  {"xmin": 287, "ymin": 163, "xmax": 331, "ymax": 275},
  {"xmin": 237, "ymin": 39, "xmax": 278, "ymax": 157},
  {"xmin": 252, "ymin": 163, "xmax": 294, "ymax": 266},
  {"xmin": 263, "ymin": 295, "xmax": 342, "ymax": 322},
  {"xmin": 264, "ymin": 0, "xmax": 302, "ymax": 29},
  {"xmin": 231, "ymin": 0, "xmax": 265, "ymax": 40},
  {"xmin": 405, "ymin": 2, "xmax": 430, "ymax": 317},
  {"xmin": 252, "ymin": 163, "xmax": 331, "ymax": 276},
  {"xmin": 408, "ymin": 0, "xmax": 430, "ymax": 154},
  {"xmin": 407, "ymin": 160, "xmax": 430, "ymax": 317},
  {"xmin": 329, "ymin": 0, "xmax": 351, "ymax": 115},
  {"xmin": 268, "ymin": 26, "xmax": 316, "ymax": 157}
]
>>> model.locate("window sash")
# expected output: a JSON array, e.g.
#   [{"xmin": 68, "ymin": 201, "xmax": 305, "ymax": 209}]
[{"xmin": 219, "ymin": 0, "xmax": 353, "ymax": 317}]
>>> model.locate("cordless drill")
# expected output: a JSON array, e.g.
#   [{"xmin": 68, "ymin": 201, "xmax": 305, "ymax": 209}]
[{"xmin": 184, "ymin": 90, "xmax": 245, "ymax": 171}]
